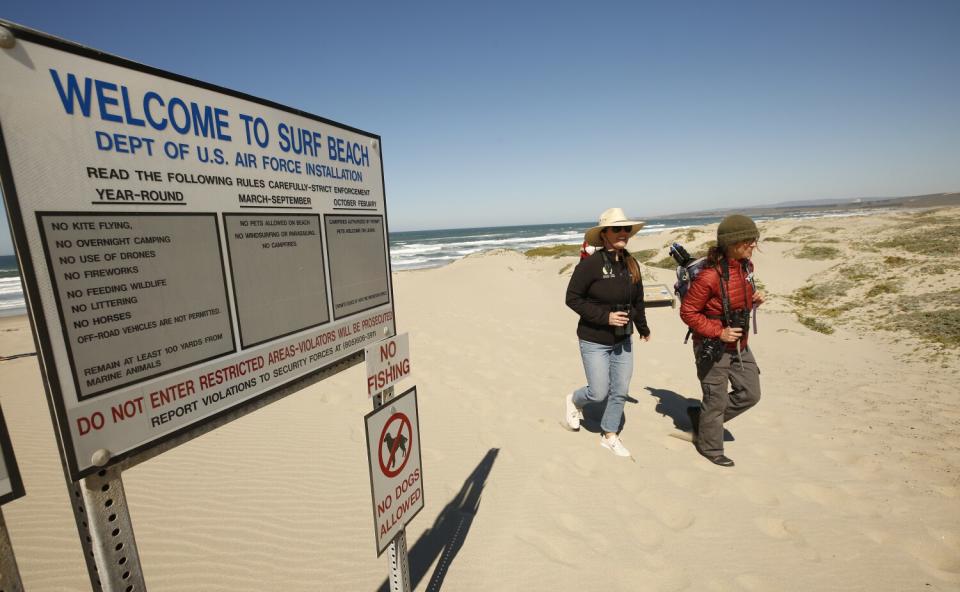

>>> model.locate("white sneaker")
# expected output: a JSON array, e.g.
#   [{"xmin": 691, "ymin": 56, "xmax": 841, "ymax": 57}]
[
  {"xmin": 600, "ymin": 435, "xmax": 631, "ymax": 457},
  {"xmin": 563, "ymin": 394, "xmax": 582, "ymax": 431}
]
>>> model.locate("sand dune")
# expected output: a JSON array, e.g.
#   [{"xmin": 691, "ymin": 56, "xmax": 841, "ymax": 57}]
[{"xmin": 0, "ymin": 208, "xmax": 957, "ymax": 590}]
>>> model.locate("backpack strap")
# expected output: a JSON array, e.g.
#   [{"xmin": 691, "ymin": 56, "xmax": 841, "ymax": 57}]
[{"xmin": 718, "ymin": 258, "xmax": 732, "ymax": 328}]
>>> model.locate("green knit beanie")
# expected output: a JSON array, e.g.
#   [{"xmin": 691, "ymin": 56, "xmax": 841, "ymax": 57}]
[{"xmin": 716, "ymin": 214, "xmax": 759, "ymax": 248}]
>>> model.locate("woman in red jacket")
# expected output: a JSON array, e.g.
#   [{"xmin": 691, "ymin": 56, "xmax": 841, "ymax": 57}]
[{"xmin": 679, "ymin": 215, "xmax": 765, "ymax": 467}]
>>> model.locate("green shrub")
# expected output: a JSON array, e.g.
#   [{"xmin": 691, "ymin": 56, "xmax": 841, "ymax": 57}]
[
  {"xmin": 794, "ymin": 244, "xmax": 841, "ymax": 260},
  {"xmin": 836, "ymin": 264, "xmax": 876, "ymax": 282},
  {"xmin": 896, "ymin": 289, "xmax": 960, "ymax": 311},
  {"xmin": 876, "ymin": 225, "xmax": 960, "ymax": 257},
  {"xmin": 884, "ymin": 256, "xmax": 909, "ymax": 267},
  {"xmin": 559, "ymin": 263, "xmax": 573, "ymax": 275},
  {"xmin": 794, "ymin": 280, "xmax": 853, "ymax": 302},
  {"xmin": 649, "ymin": 256, "xmax": 678, "ymax": 270},
  {"xmin": 918, "ymin": 262, "xmax": 960, "ymax": 276},
  {"xmin": 797, "ymin": 315, "xmax": 834, "ymax": 334},
  {"xmin": 633, "ymin": 249, "xmax": 659, "ymax": 262},
  {"xmin": 763, "ymin": 236, "xmax": 789, "ymax": 243},
  {"xmin": 822, "ymin": 303, "xmax": 857, "ymax": 318},
  {"xmin": 888, "ymin": 310, "xmax": 960, "ymax": 348},
  {"xmin": 524, "ymin": 244, "xmax": 581, "ymax": 258},
  {"xmin": 865, "ymin": 281, "xmax": 901, "ymax": 298}
]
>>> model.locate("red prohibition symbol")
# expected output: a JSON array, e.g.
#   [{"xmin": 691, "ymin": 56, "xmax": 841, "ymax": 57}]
[{"xmin": 378, "ymin": 412, "xmax": 413, "ymax": 478}]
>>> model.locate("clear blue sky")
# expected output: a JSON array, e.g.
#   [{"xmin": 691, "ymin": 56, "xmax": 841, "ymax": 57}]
[{"xmin": 1, "ymin": 0, "xmax": 958, "ymax": 254}]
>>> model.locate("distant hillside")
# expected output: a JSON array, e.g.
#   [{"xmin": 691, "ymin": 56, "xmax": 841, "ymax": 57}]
[{"xmin": 651, "ymin": 192, "xmax": 960, "ymax": 219}]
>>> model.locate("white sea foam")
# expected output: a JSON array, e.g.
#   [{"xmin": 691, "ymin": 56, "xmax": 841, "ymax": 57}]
[{"xmin": 0, "ymin": 277, "xmax": 24, "ymax": 296}]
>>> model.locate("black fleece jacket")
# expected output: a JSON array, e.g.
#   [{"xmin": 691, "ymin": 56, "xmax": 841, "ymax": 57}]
[{"xmin": 565, "ymin": 250, "xmax": 650, "ymax": 345}]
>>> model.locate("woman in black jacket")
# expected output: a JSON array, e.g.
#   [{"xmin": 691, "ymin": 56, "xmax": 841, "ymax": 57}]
[{"xmin": 564, "ymin": 208, "xmax": 651, "ymax": 457}]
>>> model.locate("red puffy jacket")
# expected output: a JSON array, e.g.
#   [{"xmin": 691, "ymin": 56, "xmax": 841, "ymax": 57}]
[{"xmin": 679, "ymin": 258, "xmax": 755, "ymax": 350}]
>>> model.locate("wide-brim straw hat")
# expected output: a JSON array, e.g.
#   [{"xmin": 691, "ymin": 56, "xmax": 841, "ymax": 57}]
[{"xmin": 584, "ymin": 208, "xmax": 646, "ymax": 247}]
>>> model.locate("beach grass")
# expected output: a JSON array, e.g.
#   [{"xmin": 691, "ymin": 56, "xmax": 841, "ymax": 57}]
[
  {"xmin": 794, "ymin": 244, "xmax": 842, "ymax": 260},
  {"xmin": 524, "ymin": 244, "xmax": 581, "ymax": 258},
  {"xmin": 866, "ymin": 280, "xmax": 901, "ymax": 298},
  {"xmin": 650, "ymin": 256, "xmax": 677, "ymax": 270},
  {"xmin": 797, "ymin": 314, "xmax": 834, "ymax": 334},
  {"xmin": 633, "ymin": 249, "xmax": 659, "ymax": 262},
  {"xmin": 784, "ymin": 209, "xmax": 960, "ymax": 357},
  {"xmin": 876, "ymin": 225, "xmax": 960, "ymax": 256},
  {"xmin": 884, "ymin": 255, "xmax": 909, "ymax": 267},
  {"xmin": 793, "ymin": 279, "xmax": 854, "ymax": 302},
  {"xmin": 888, "ymin": 309, "xmax": 960, "ymax": 349}
]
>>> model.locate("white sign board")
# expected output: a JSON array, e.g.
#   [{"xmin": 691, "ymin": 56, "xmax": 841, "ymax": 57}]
[
  {"xmin": 0, "ymin": 406, "xmax": 25, "ymax": 505},
  {"xmin": 365, "ymin": 333, "xmax": 411, "ymax": 396},
  {"xmin": 0, "ymin": 24, "xmax": 396, "ymax": 481},
  {"xmin": 364, "ymin": 387, "xmax": 423, "ymax": 555}
]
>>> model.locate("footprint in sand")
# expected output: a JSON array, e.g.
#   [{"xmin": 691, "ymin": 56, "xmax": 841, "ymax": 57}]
[
  {"xmin": 750, "ymin": 444, "xmax": 788, "ymax": 463},
  {"xmin": 665, "ymin": 469, "xmax": 717, "ymax": 496},
  {"xmin": 735, "ymin": 573, "xmax": 769, "ymax": 591},
  {"xmin": 652, "ymin": 569, "xmax": 691, "ymax": 592},
  {"xmin": 514, "ymin": 528, "xmax": 576, "ymax": 566},
  {"xmin": 555, "ymin": 511, "xmax": 587, "ymax": 534},
  {"xmin": 932, "ymin": 484, "xmax": 959, "ymax": 499},
  {"xmin": 653, "ymin": 505, "xmax": 696, "ymax": 531},
  {"xmin": 790, "ymin": 482, "xmax": 844, "ymax": 507},
  {"xmin": 753, "ymin": 517, "xmax": 801, "ymax": 541},
  {"xmin": 822, "ymin": 448, "xmax": 863, "ymax": 466},
  {"xmin": 737, "ymin": 477, "xmax": 780, "ymax": 507},
  {"xmin": 632, "ymin": 492, "xmax": 696, "ymax": 531},
  {"xmin": 904, "ymin": 528, "xmax": 960, "ymax": 581},
  {"xmin": 861, "ymin": 526, "xmax": 889, "ymax": 545},
  {"xmin": 625, "ymin": 518, "xmax": 666, "ymax": 551},
  {"xmin": 554, "ymin": 512, "xmax": 608, "ymax": 552},
  {"xmin": 540, "ymin": 454, "xmax": 596, "ymax": 485},
  {"xmin": 347, "ymin": 424, "xmax": 364, "ymax": 444}
]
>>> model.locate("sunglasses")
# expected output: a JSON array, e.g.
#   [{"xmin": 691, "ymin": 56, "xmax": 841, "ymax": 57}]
[{"xmin": 607, "ymin": 225, "xmax": 632, "ymax": 233}]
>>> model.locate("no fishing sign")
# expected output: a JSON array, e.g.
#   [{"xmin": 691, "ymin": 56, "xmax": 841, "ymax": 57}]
[{"xmin": 364, "ymin": 386, "xmax": 423, "ymax": 555}]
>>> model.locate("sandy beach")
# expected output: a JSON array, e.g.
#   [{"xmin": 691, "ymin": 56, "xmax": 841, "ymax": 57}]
[{"xmin": 1, "ymin": 208, "xmax": 958, "ymax": 591}]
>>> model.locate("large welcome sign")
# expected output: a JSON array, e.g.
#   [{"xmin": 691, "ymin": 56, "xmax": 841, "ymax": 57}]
[{"xmin": 0, "ymin": 21, "xmax": 395, "ymax": 480}]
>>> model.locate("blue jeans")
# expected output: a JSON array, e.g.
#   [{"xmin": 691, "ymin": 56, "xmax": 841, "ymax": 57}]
[{"xmin": 572, "ymin": 338, "xmax": 634, "ymax": 434}]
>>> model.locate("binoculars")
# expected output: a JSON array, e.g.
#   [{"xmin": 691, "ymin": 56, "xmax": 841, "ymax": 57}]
[
  {"xmin": 611, "ymin": 304, "xmax": 632, "ymax": 337},
  {"xmin": 728, "ymin": 309, "xmax": 751, "ymax": 334}
]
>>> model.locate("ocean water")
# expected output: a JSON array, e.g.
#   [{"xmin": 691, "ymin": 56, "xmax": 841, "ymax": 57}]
[
  {"xmin": 387, "ymin": 210, "xmax": 850, "ymax": 270},
  {"xmin": 0, "ymin": 255, "xmax": 25, "ymax": 317},
  {"xmin": 0, "ymin": 208, "xmax": 872, "ymax": 315}
]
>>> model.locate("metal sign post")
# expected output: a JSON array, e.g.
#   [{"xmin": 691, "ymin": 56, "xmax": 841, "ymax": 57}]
[
  {"xmin": 371, "ymin": 386, "xmax": 411, "ymax": 592},
  {"xmin": 0, "ymin": 403, "xmax": 26, "ymax": 592},
  {"xmin": 69, "ymin": 466, "xmax": 145, "ymax": 592},
  {"xmin": 0, "ymin": 508, "xmax": 24, "ymax": 592}
]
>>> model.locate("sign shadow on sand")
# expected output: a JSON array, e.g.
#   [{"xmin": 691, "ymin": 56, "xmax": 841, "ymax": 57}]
[{"xmin": 376, "ymin": 448, "xmax": 499, "ymax": 592}]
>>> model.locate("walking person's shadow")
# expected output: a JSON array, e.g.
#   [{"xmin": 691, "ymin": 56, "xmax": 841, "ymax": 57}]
[
  {"xmin": 645, "ymin": 387, "xmax": 733, "ymax": 441},
  {"xmin": 578, "ymin": 395, "xmax": 639, "ymax": 434}
]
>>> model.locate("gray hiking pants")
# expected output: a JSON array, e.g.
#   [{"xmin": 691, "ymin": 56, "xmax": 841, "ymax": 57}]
[{"xmin": 692, "ymin": 345, "xmax": 761, "ymax": 456}]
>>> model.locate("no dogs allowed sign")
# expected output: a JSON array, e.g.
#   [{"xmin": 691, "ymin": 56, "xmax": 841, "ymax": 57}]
[{"xmin": 364, "ymin": 386, "xmax": 423, "ymax": 555}]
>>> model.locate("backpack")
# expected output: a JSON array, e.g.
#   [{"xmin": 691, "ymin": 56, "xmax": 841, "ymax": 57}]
[{"xmin": 670, "ymin": 243, "xmax": 709, "ymax": 303}]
